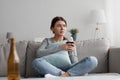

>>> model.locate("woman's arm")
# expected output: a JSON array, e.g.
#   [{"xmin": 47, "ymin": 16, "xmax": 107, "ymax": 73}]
[
  {"xmin": 69, "ymin": 47, "xmax": 78, "ymax": 64},
  {"xmin": 36, "ymin": 38, "xmax": 64, "ymax": 58}
]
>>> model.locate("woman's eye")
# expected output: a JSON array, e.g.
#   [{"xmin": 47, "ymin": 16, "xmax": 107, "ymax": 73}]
[
  {"xmin": 57, "ymin": 24, "xmax": 66, "ymax": 27},
  {"xmin": 56, "ymin": 24, "xmax": 61, "ymax": 27},
  {"xmin": 63, "ymin": 25, "xmax": 67, "ymax": 27}
]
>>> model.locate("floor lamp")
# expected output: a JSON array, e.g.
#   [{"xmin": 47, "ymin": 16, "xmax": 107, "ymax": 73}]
[{"xmin": 90, "ymin": 9, "xmax": 107, "ymax": 40}]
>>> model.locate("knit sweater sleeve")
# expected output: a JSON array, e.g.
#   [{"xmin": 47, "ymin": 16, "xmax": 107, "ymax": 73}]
[
  {"xmin": 36, "ymin": 38, "xmax": 64, "ymax": 58},
  {"xmin": 69, "ymin": 47, "xmax": 78, "ymax": 64}
]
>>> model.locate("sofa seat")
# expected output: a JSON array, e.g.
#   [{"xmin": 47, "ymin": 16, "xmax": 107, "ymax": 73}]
[{"xmin": 1, "ymin": 73, "xmax": 120, "ymax": 80}]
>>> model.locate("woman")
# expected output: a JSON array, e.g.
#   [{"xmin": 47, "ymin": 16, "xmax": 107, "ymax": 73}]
[{"xmin": 32, "ymin": 16, "xmax": 98, "ymax": 78}]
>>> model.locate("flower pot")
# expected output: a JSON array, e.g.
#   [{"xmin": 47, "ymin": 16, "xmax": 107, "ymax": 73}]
[{"xmin": 71, "ymin": 34, "xmax": 77, "ymax": 41}]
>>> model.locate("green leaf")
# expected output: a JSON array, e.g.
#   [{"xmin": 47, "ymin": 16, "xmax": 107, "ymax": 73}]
[{"xmin": 69, "ymin": 28, "xmax": 79, "ymax": 35}]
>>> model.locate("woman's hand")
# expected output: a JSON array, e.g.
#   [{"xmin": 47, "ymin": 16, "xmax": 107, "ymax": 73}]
[{"xmin": 61, "ymin": 42, "xmax": 75, "ymax": 51}]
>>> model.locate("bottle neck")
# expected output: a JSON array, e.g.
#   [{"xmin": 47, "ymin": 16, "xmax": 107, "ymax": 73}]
[
  {"xmin": 10, "ymin": 38, "xmax": 16, "ymax": 52},
  {"xmin": 9, "ymin": 38, "xmax": 20, "ymax": 63}
]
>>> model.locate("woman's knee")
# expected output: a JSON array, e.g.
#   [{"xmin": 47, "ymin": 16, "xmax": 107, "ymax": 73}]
[{"xmin": 87, "ymin": 56, "xmax": 98, "ymax": 68}]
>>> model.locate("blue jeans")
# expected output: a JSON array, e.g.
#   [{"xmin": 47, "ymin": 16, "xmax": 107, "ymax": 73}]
[{"xmin": 32, "ymin": 56, "xmax": 98, "ymax": 76}]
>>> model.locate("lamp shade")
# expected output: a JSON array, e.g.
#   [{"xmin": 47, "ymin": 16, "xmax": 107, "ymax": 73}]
[{"xmin": 90, "ymin": 9, "xmax": 107, "ymax": 24}]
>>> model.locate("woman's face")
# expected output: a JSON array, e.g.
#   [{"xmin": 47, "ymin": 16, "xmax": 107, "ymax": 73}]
[{"xmin": 52, "ymin": 20, "xmax": 67, "ymax": 36}]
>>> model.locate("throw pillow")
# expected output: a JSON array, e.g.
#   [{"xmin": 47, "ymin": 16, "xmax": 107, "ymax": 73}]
[{"xmin": 41, "ymin": 41, "xmax": 71, "ymax": 70}]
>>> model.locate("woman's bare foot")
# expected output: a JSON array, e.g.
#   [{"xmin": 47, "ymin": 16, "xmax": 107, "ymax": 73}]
[{"xmin": 60, "ymin": 71, "xmax": 70, "ymax": 77}]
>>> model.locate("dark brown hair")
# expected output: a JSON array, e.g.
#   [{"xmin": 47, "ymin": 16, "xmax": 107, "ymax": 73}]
[{"xmin": 50, "ymin": 16, "xmax": 67, "ymax": 30}]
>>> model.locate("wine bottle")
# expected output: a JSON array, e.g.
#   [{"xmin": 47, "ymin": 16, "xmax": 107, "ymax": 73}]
[{"xmin": 7, "ymin": 38, "xmax": 20, "ymax": 80}]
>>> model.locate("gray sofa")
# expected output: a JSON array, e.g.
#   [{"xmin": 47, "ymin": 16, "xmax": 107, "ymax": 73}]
[{"xmin": 0, "ymin": 38, "xmax": 120, "ymax": 79}]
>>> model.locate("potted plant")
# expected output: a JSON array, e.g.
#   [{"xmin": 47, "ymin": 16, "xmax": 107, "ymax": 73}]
[{"xmin": 69, "ymin": 28, "xmax": 79, "ymax": 41}]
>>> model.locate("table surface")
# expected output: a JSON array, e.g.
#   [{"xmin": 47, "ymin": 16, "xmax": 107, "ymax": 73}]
[{"xmin": 1, "ymin": 76, "xmax": 120, "ymax": 80}]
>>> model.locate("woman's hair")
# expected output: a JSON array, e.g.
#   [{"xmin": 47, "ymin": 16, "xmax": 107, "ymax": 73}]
[{"xmin": 50, "ymin": 16, "xmax": 67, "ymax": 30}]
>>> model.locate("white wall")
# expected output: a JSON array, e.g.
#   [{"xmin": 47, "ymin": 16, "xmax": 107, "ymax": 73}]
[
  {"xmin": 0, "ymin": 0, "xmax": 106, "ymax": 43},
  {"xmin": 105, "ymin": 0, "xmax": 120, "ymax": 47},
  {"xmin": 112, "ymin": 0, "xmax": 120, "ymax": 47},
  {"xmin": 105, "ymin": 0, "xmax": 114, "ymax": 46}
]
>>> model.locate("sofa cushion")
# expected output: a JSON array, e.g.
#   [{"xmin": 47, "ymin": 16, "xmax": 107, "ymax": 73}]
[
  {"xmin": 0, "ymin": 44, "xmax": 6, "ymax": 77},
  {"xmin": 25, "ymin": 41, "xmax": 41, "ymax": 77},
  {"xmin": 76, "ymin": 39, "xmax": 110, "ymax": 73},
  {"xmin": 0, "ymin": 41, "xmax": 27, "ymax": 77}
]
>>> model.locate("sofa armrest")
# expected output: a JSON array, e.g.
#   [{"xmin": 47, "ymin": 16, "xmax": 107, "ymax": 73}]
[{"xmin": 109, "ymin": 47, "xmax": 120, "ymax": 73}]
